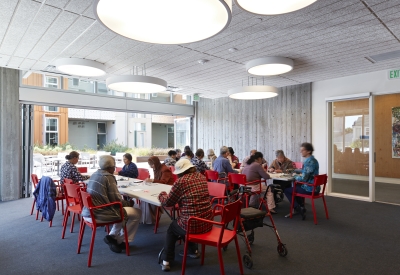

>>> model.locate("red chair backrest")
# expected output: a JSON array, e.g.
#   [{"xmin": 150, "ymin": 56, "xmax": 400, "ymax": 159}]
[
  {"xmin": 314, "ymin": 174, "xmax": 328, "ymax": 193},
  {"xmin": 137, "ymin": 168, "xmax": 150, "ymax": 180},
  {"xmin": 115, "ymin": 167, "xmax": 122, "ymax": 172},
  {"xmin": 228, "ymin": 173, "xmax": 247, "ymax": 185},
  {"xmin": 221, "ymin": 200, "xmax": 242, "ymax": 227},
  {"xmin": 207, "ymin": 181, "xmax": 226, "ymax": 198},
  {"xmin": 31, "ymin": 174, "xmax": 39, "ymax": 188},
  {"xmin": 64, "ymin": 182, "xmax": 81, "ymax": 205},
  {"xmin": 77, "ymin": 167, "xmax": 88, "ymax": 173},
  {"xmin": 205, "ymin": 170, "xmax": 219, "ymax": 181},
  {"xmin": 236, "ymin": 163, "xmax": 241, "ymax": 169},
  {"xmin": 80, "ymin": 191, "xmax": 93, "ymax": 214},
  {"xmin": 169, "ymin": 166, "xmax": 178, "ymax": 182},
  {"xmin": 294, "ymin": 162, "xmax": 303, "ymax": 169}
]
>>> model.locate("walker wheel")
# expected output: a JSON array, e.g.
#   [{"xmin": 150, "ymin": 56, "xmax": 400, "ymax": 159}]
[
  {"xmin": 247, "ymin": 232, "xmax": 254, "ymax": 245},
  {"xmin": 158, "ymin": 247, "xmax": 164, "ymax": 264},
  {"xmin": 243, "ymin": 253, "xmax": 253, "ymax": 269},
  {"xmin": 277, "ymin": 244, "xmax": 288, "ymax": 257}
]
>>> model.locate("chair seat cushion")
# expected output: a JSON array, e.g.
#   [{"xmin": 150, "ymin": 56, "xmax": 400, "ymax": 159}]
[
  {"xmin": 188, "ymin": 227, "xmax": 236, "ymax": 246},
  {"xmin": 240, "ymin": 207, "xmax": 266, "ymax": 219}
]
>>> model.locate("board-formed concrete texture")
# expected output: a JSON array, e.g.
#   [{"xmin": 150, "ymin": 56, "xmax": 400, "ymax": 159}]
[{"xmin": 0, "ymin": 67, "xmax": 20, "ymax": 201}]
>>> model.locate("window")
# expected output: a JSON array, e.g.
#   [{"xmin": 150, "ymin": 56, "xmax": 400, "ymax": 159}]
[
  {"xmin": 135, "ymin": 123, "xmax": 146, "ymax": 131},
  {"xmin": 43, "ymin": 106, "xmax": 59, "ymax": 112},
  {"xmin": 45, "ymin": 117, "xmax": 58, "ymax": 146},
  {"xmin": 97, "ymin": 122, "xmax": 107, "ymax": 134},
  {"xmin": 44, "ymin": 76, "xmax": 59, "ymax": 89},
  {"xmin": 97, "ymin": 122, "xmax": 107, "ymax": 149},
  {"xmin": 365, "ymin": 127, "xmax": 370, "ymax": 136}
]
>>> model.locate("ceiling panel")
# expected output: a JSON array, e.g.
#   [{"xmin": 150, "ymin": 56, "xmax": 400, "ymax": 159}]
[{"xmin": 1, "ymin": 0, "xmax": 400, "ymax": 98}]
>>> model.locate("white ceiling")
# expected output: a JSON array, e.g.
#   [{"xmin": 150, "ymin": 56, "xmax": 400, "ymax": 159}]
[{"xmin": 1, "ymin": 0, "xmax": 400, "ymax": 98}]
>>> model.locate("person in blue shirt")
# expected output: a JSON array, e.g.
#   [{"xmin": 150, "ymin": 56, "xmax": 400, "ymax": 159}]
[
  {"xmin": 213, "ymin": 146, "xmax": 238, "ymax": 178},
  {"xmin": 116, "ymin": 153, "xmax": 138, "ymax": 178},
  {"xmin": 284, "ymin": 143, "xmax": 319, "ymax": 220}
]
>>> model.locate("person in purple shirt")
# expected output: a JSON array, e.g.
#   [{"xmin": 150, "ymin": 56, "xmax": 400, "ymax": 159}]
[
  {"xmin": 115, "ymin": 153, "xmax": 138, "ymax": 178},
  {"xmin": 241, "ymin": 152, "xmax": 276, "ymax": 213}
]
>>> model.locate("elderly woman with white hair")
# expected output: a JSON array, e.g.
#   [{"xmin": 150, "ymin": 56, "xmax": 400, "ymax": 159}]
[{"xmin": 82, "ymin": 155, "xmax": 142, "ymax": 254}]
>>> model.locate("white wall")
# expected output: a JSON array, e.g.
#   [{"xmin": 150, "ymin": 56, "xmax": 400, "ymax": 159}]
[
  {"xmin": 312, "ymin": 69, "xmax": 400, "ymax": 174},
  {"xmin": 152, "ymin": 123, "xmax": 169, "ymax": 148}
]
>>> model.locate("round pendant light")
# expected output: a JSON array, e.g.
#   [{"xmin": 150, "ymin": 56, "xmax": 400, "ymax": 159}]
[
  {"xmin": 228, "ymin": 85, "xmax": 278, "ymax": 100},
  {"xmin": 93, "ymin": 0, "xmax": 232, "ymax": 45},
  {"xmin": 246, "ymin": 57, "xmax": 294, "ymax": 76},
  {"xmin": 235, "ymin": 0, "xmax": 318, "ymax": 15},
  {"xmin": 54, "ymin": 58, "xmax": 106, "ymax": 77},
  {"xmin": 106, "ymin": 75, "xmax": 167, "ymax": 94}
]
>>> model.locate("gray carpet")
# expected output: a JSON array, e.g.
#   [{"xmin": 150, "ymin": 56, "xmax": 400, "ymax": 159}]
[{"xmin": 1, "ymin": 196, "xmax": 399, "ymax": 275}]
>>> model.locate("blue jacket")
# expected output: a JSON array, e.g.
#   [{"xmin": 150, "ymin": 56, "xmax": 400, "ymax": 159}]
[
  {"xmin": 33, "ymin": 176, "xmax": 57, "ymax": 221},
  {"xmin": 118, "ymin": 162, "xmax": 138, "ymax": 178}
]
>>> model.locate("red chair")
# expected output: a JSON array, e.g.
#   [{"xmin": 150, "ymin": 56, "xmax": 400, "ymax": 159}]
[
  {"xmin": 77, "ymin": 167, "xmax": 88, "ymax": 173},
  {"xmin": 137, "ymin": 168, "xmax": 150, "ymax": 180},
  {"xmin": 115, "ymin": 167, "xmax": 122, "ymax": 173},
  {"xmin": 228, "ymin": 174, "xmax": 262, "ymax": 207},
  {"xmin": 236, "ymin": 162, "xmax": 241, "ymax": 169},
  {"xmin": 205, "ymin": 170, "xmax": 226, "ymax": 183},
  {"xmin": 294, "ymin": 162, "xmax": 303, "ymax": 169},
  {"xmin": 78, "ymin": 191, "xmax": 130, "ymax": 267},
  {"xmin": 62, "ymin": 183, "xmax": 83, "ymax": 239},
  {"xmin": 207, "ymin": 181, "xmax": 227, "ymax": 217},
  {"xmin": 182, "ymin": 200, "xmax": 244, "ymax": 275},
  {"xmin": 290, "ymin": 174, "xmax": 329, "ymax": 225},
  {"xmin": 169, "ymin": 166, "xmax": 176, "ymax": 173},
  {"xmin": 169, "ymin": 166, "xmax": 178, "ymax": 182},
  {"xmin": 30, "ymin": 174, "xmax": 40, "ymax": 219}
]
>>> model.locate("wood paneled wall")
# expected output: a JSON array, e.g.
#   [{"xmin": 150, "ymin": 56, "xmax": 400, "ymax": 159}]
[
  {"xmin": 375, "ymin": 93, "xmax": 400, "ymax": 178},
  {"xmin": 33, "ymin": 106, "xmax": 69, "ymax": 145},
  {"xmin": 196, "ymin": 83, "xmax": 312, "ymax": 164}
]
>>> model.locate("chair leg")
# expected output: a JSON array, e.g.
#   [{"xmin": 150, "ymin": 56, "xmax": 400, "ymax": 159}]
[
  {"xmin": 290, "ymin": 189, "xmax": 296, "ymax": 219},
  {"xmin": 62, "ymin": 209, "xmax": 69, "ymax": 239},
  {"xmin": 88, "ymin": 228, "xmax": 96, "ymax": 267},
  {"xmin": 49, "ymin": 219, "xmax": 52, "ymax": 227},
  {"xmin": 217, "ymin": 245, "xmax": 225, "ymax": 275},
  {"xmin": 181, "ymin": 237, "xmax": 190, "ymax": 275},
  {"xmin": 77, "ymin": 221, "xmax": 85, "ymax": 254},
  {"xmin": 311, "ymin": 199, "xmax": 318, "ymax": 225},
  {"xmin": 30, "ymin": 199, "xmax": 36, "ymax": 215},
  {"xmin": 234, "ymin": 236, "xmax": 244, "ymax": 275},
  {"xmin": 56, "ymin": 200, "xmax": 60, "ymax": 211},
  {"xmin": 70, "ymin": 213, "xmax": 76, "ymax": 233},
  {"xmin": 201, "ymin": 244, "xmax": 205, "ymax": 265},
  {"xmin": 123, "ymin": 225, "xmax": 130, "ymax": 256},
  {"xmin": 322, "ymin": 196, "xmax": 329, "ymax": 219}
]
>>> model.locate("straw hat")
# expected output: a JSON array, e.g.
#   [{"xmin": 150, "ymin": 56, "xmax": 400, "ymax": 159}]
[{"xmin": 173, "ymin": 159, "xmax": 194, "ymax": 174}]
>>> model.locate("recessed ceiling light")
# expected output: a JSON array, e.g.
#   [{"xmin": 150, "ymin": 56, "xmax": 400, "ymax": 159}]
[
  {"xmin": 228, "ymin": 85, "xmax": 278, "ymax": 100},
  {"xmin": 93, "ymin": 0, "xmax": 232, "ymax": 44},
  {"xmin": 246, "ymin": 57, "xmax": 294, "ymax": 76},
  {"xmin": 106, "ymin": 75, "xmax": 167, "ymax": 94},
  {"xmin": 55, "ymin": 58, "xmax": 106, "ymax": 77},
  {"xmin": 235, "ymin": 0, "xmax": 318, "ymax": 15}
]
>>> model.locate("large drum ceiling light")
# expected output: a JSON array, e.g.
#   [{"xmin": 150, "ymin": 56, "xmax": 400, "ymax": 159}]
[
  {"xmin": 106, "ymin": 75, "xmax": 167, "ymax": 94},
  {"xmin": 93, "ymin": 0, "xmax": 232, "ymax": 44},
  {"xmin": 246, "ymin": 57, "xmax": 294, "ymax": 76},
  {"xmin": 235, "ymin": 0, "xmax": 318, "ymax": 15},
  {"xmin": 55, "ymin": 58, "xmax": 106, "ymax": 77},
  {"xmin": 228, "ymin": 85, "xmax": 278, "ymax": 100}
]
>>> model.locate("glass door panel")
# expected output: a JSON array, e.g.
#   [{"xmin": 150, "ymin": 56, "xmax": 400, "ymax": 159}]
[
  {"xmin": 332, "ymin": 99, "xmax": 370, "ymax": 198},
  {"xmin": 174, "ymin": 118, "xmax": 191, "ymax": 149}
]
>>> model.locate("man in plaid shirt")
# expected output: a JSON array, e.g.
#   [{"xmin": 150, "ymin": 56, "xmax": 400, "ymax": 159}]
[{"xmin": 158, "ymin": 159, "xmax": 212, "ymax": 272}]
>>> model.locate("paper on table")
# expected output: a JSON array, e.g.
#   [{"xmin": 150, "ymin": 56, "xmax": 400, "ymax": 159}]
[{"xmin": 131, "ymin": 189, "xmax": 143, "ymax": 191}]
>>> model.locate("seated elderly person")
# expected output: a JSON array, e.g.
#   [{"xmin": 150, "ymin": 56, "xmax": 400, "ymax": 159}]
[
  {"xmin": 268, "ymin": 150, "xmax": 295, "ymax": 191},
  {"xmin": 164, "ymin": 150, "xmax": 177, "ymax": 167},
  {"xmin": 206, "ymin": 149, "xmax": 217, "ymax": 168},
  {"xmin": 60, "ymin": 151, "xmax": 89, "ymax": 184},
  {"xmin": 284, "ymin": 143, "xmax": 319, "ymax": 220},
  {"xmin": 115, "ymin": 153, "xmax": 138, "ymax": 178},
  {"xmin": 158, "ymin": 159, "xmax": 213, "ymax": 272},
  {"xmin": 213, "ymin": 146, "xmax": 238, "ymax": 179},
  {"xmin": 175, "ymin": 149, "xmax": 182, "ymax": 161},
  {"xmin": 82, "ymin": 155, "xmax": 142, "ymax": 253},
  {"xmin": 241, "ymin": 152, "xmax": 276, "ymax": 213},
  {"xmin": 241, "ymin": 149, "xmax": 268, "ymax": 170},
  {"xmin": 190, "ymin": 149, "xmax": 210, "ymax": 174}
]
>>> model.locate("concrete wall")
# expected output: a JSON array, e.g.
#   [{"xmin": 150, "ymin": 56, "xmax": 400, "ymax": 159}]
[
  {"xmin": 0, "ymin": 67, "xmax": 20, "ymax": 201},
  {"xmin": 312, "ymin": 69, "xmax": 400, "ymax": 175},
  {"xmin": 197, "ymin": 83, "xmax": 312, "ymax": 164},
  {"xmin": 68, "ymin": 120, "xmax": 98, "ymax": 149},
  {"xmin": 152, "ymin": 123, "xmax": 169, "ymax": 148}
]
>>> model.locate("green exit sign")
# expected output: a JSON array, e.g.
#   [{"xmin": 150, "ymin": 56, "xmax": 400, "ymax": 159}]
[{"xmin": 388, "ymin": 69, "xmax": 400, "ymax": 80}]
